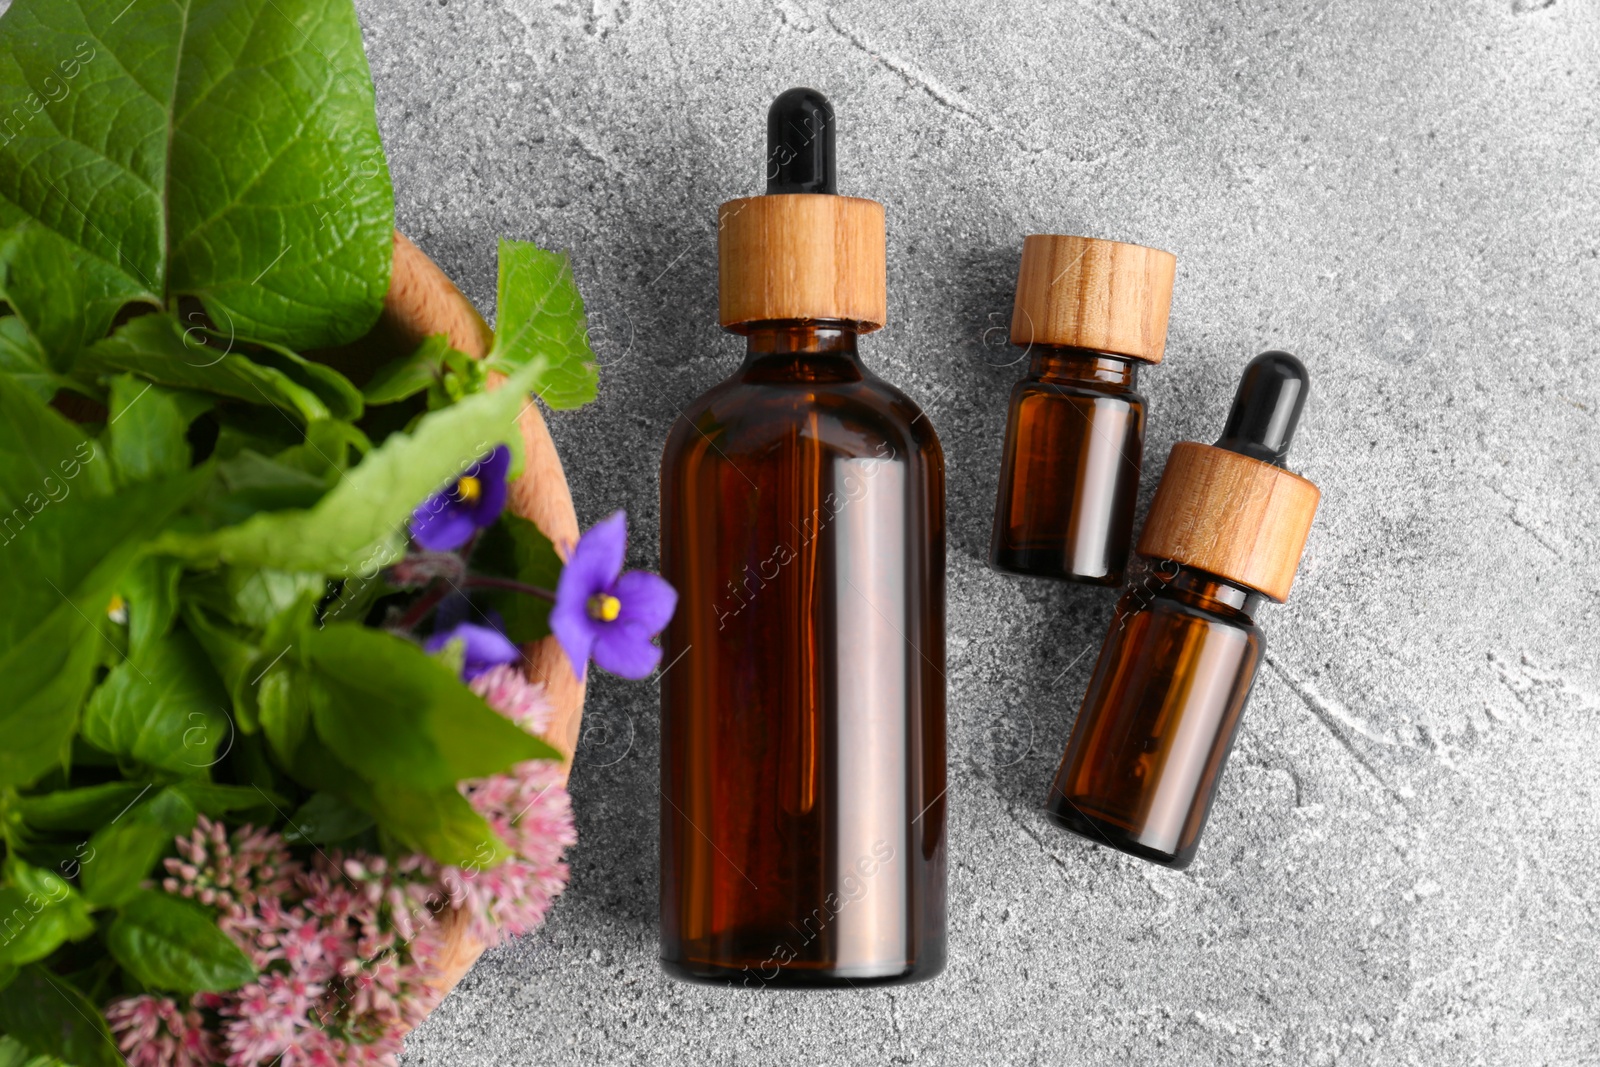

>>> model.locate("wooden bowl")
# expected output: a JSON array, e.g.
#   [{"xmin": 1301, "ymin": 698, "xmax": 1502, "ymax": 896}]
[{"xmin": 355, "ymin": 231, "xmax": 588, "ymax": 991}]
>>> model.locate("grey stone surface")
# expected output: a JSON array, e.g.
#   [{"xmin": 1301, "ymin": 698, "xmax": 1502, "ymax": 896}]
[{"xmin": 357, "ymin": 0, "xmax": 1600, "ymax": 1063}]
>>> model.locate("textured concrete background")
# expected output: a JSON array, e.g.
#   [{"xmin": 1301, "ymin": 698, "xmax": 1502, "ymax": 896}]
[{"xmin": 356, "ymin": 0, "xmax": 1600, "ymax": 1063}]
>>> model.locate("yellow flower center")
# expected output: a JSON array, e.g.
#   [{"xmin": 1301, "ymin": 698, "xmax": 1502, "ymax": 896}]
[
  {"xmin": 106, "ymin": 594, "xmax": 127, "ymax": 621},
  {"xmin": 455, "ymin": 475, "xmax": 482, "ymax": 504},
  {"xmin": 587, "ymin": 593, "xmax": 622, "ymax": 622}
]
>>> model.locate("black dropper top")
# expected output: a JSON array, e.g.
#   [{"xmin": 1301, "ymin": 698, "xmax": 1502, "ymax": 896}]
[
  {"xmin": 766, "ymin": 88, "xmax": 835, "ymax": 194},
  {"xmin": 1215, "ymin": 351, "xmax": 1309, "ymax": 468}
]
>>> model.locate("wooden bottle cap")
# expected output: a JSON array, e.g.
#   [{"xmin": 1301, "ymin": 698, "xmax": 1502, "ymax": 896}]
[
  {"xmin": 718, "ymin": 194, "xmax": 887, "ymax": 333},
  {"xmin": 1136, "ymin": 441, "xmax": 1320, "ymax": 602},
  {"xmin": 1010, "ymin": 234, "xmax": 1176, "ymax": 362}
]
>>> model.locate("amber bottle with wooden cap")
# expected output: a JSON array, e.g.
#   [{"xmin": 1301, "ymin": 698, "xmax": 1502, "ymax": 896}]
[
  {"xmin": 659, "ymin": 88, "xmax": 946, "ymax": 986},
  {"xmin": 989, "ymin": 235, "xmax": 1176, "ymax": 585},
  {"xmin": 1045, "ymin": 352, "xmax": 1319, "ymax": 868}
]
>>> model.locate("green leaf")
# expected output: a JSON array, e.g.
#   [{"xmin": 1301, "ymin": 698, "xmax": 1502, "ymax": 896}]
[
  {"xmin": 284, "ymin": 791, "xmax": 374, "ymax": 845},
  {"xmin": 180, "ymin": 605, "xmax": 259, "ymax": 714},
  {"xmin": 0, "ymin": 372, "xmax": 109, "ymax": 520},
  {"xmin": 170, "ymin": 782, "xmax": 284, "ymax": 819},
  {"xmin": 183, "ymin": 568, "xmax": 326, "ymax": 630},
  {"xmin": 369, "ymin": 782, "xmax": 507, "ymax": 868},
  {"xmin": 257, "ymin": 656, "xmax": 312, "ymax": 768},
  {"xmin": 239, "ymin": 336, "xmax": 363, "ymax": 421},
  {"xmin": 0, "ymin": 609, "xmax": 99, "ymax": 789},
  {"xmin": 0, "ymin": 862, "xmax": 93, "ymax": 967},
  {"xmin": 0, "ymin": 0, "xmax": 394, "ymax": 349},
  {"xmin": 473, "ymin": 513, "xmax": 563, "ymax": 641},
  {"xmin": 81, "ymin": 629, "xmax": 232, "ymax": 777},
  {"xmin": 106, "ymin": 891, "xmax": 256, "ymax": 994},
  {"xmin": 0, "ymin": 1034, "xmax": 58, "ymax": 1067},
  {"xmin": 106, "ymin": 375, "xmax": 210, "ymax": 483},
  {"xmin": 78, "ymin": 314, "xmax": 336, "ymax": 424},
  {"xmin": 273, "ymin": 419, "xmax": 371, "ymax": 479},
  {"xmin": 363, "ymin": 333, "xmax": 451, "ymax": 405},
  {"xmin": 0, "ymin": 317, "xmax": 59, "ymax": 403},
  {"xmin": 81, "ymin": 788, "xmax": 198, "ymax": 907},
  {"xmin": 121, "ymin": 555, "xmax": 183, "ymax": 662},
  {"xmin": 0, "ymin": 966, "xmax": 122, "ymax": 1067},
  {"xmin": 0, "ymin": 221, "xmax": 94, "ymax": 365},
  {"xmin": 306, "ymin": 624, "xmax": 558, "ymax": 789},
  {"xmin": 485, "ymin": 238, "xmax": 599, "ymax": 410},
  {"xmin": 161, "ymin": 362, "xmax": 544, "ymax": 574},
  {"xmin": 0, "ymin": 389, "xmax": 198, "ymax": 657},
  {"xmin": 13, "ymin": 783, "xmax": 145, "ymax": 833},
  {"xmin": 195, "ymin": 449, "xmax": 331, "ymax": 530}
]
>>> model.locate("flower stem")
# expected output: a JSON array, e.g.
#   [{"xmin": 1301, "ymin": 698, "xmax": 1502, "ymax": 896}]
[
  {"xmin": 463, "ymin": 575, "xmax": 557, "ymax": 602},
  {"xmin": 396, "ymin": 581, "xmax": 450, "ymax": 630}
]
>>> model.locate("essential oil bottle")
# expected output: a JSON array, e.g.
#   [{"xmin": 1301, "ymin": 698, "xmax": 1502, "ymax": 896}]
[
  {"xmin": 1045, "ymin": 352, "xmax": 1319, "ymax": 868},
  {"xmin": 989, "ymin": 235, "xmax": 1176, "ymax": 585},
  {"xmin": 658, "ymin": 88, "xmax": 947, "ymax": 986}
]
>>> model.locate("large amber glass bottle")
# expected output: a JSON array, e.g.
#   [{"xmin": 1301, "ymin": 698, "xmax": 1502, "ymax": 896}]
[
  {"xmin": 658, "ymin": 89, "xmax": 947, "ymax": 987},
  {"xmin": 1046, "ymin": 352, "xmax": 1320, "ymax": 868}
]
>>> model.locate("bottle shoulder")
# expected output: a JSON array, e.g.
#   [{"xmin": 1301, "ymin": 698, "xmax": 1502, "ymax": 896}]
[
  {"xmin": 1011, "ymin": 374, "xmax": 1146, "ymax": 409},
  {"xmin": 662, "ymin": 363, "xmax": 943, "ymax": 469}
]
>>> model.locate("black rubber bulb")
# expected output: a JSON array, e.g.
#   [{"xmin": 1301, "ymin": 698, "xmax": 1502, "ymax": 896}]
[
  {"xmin": 1215, "ymin": 350, "xmax": 1309, "ymax": 468},
  {"xmin": 766, "ymin": 87, "xmax": 835, "ymax": 194}
]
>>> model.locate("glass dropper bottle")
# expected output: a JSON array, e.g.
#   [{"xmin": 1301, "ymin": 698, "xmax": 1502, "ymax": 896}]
[{"xmin": 1045, "ymin": 352, "xmax": 1320, "ymax": 868}]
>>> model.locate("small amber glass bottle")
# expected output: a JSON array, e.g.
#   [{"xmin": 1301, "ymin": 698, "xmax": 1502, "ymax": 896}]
[
  {"xmin": 658, "ymin": 89, "xmax": 946, "ymax": 986},
  {"xmin": 990, "ymin": 235, "xmax": 1177, "ymax": 585},
  {"xmin": 1045, "ymin": 352, "xmax": 1319, "ymax": 868}
]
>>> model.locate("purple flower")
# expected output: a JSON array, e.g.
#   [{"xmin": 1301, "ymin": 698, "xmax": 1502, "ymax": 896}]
[
  {"xmin": 425, "ymin": 621, "xmax": 521, "ymax": 680},
  {"xmin": 410, "ymin": 445, "xmax": 512, "ymax": 551},
  {"xmin": 549, "ymin": 511, "xmax": 677, "ymax": 680}
]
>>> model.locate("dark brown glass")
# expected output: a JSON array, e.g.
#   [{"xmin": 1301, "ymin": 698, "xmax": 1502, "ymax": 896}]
[
  {"xmin": 989, "ymin": 348, "xmax": 1145, "ymax": 585},
  {"xmin": 659, "ymin": 321, "xmax": 947, "ymax": 987},
  {"xmin": 1045, "ymin": 565, "xmax": 1263, "ymax": 868}
]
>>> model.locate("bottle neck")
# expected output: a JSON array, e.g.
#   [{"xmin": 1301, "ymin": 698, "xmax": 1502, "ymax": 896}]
[
  {"xmin": 1024, "ymin": 345, "xmax": 1139, "ymax": 389},
  {"xmin": 1148, "ymin": 563, "xmax": 1263, "ymax": 622},
  {"xmin": 738, "ymin": 319, "xmax": 865, "ymax": 381}
]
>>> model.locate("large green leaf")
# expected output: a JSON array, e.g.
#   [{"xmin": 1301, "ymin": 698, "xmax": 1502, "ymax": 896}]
[
  {"xmin": 486, "ymin": 238, "xmax": 599, "ymax": 410},
  {"xmin": 106, "ymin": 374, "xmax": 210, "ymax": 483},
  {"xmin": 0, "ymin": 372, "xmax": 109, "ymax": 521},
  {"xmin": 0, "ymin": 610, "xmax": 99, "ymax": 789},
  {"xmin": 0, "ymin": 967, "xmax": 121, "ymax": 1067},
  {"xmin": 13, "ymin": 783, "xmax": 146, "ymax": 834},
  {"xmin": 81, "ymin": 788, "xmax": 198, "ymax": 907},
  {"xmin": 0, "ymin": 221, "xmax": 94, "ymax": 365},
  {"xmin": 105, "ymin": 890, "xmax": 256, "ymax": 994},
  {"xmin": 0, "ymin": 318, "xmax": 57, "ymax": 403},
  {"xmin": 305, "ymin": 624, "xmax": 558, "ymax": 789},
  {"xmin": 81, "ymin": 629, "xmax": 232, "ymax": 777},
  {"xmin": 79, "ymin": 314, "xmax": 341, "ymax": 424},
  {"xmin": 121, "ymin": 555, "xmax": 184, "ymax": 662},
  {"xmin": 0, "ymin": 384, "xmax": 207, "ymax": 786},
  {"xmin": 369, "ymin": 781, "xmax": 508, "ymax": 868},
  {"xmin": 0, "ymin": 1034, "xmax": 60, "ymax": 1067},
  {"xmin": 0, "ymin": 0, "xmax": 394, "ymax": 350},
  {"xmin": 161, "ymin": 362, "xmax": 544, "ymax": 574},
  {"xmin": 0, "ymin": 862, "xmax": 94, "ymax": 967}
]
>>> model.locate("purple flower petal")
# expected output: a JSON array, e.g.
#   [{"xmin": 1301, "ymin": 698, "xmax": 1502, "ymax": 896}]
[
  {"xmin": 590, "ymin": 619, "xmax": 662, "ymax": 680},
  {"xmin": 548, "ymin": 600, "xmax": 597, "ymax": 682},
  {"xmin": 611, "ymin": 571, "xmax": 677, "ymax": 634},
  {"xmin": 408, "ymin": 445, "xmax": 513, "ymax": 551},
  {"xmin": 410, "ymin": 502, "xmax": 477, "ymax": 552},
  {"xmin": 425, "ymin": 622, "xmax": 520, "ymax": 680},
  {"xmin": 549, "ymin": 511, "xmax": 630, "ymax": 679},
  {"xmin": 461, "ymin": 444, "xmax": 511, "ymax": 527}
]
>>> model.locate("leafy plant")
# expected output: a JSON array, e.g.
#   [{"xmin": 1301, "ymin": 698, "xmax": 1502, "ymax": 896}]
[{"xmin": 0, "ymin": 0, "xmax": 665, "ymax": 1063}]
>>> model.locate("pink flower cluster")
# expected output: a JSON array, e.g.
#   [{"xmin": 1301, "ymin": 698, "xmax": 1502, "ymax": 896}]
[{"xmin": 106, "ymin": 671, "xmax": 573, "ymax": 1067}]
